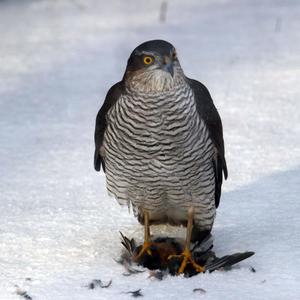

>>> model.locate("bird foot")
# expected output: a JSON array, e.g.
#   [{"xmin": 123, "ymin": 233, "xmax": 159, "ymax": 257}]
[
  {"xmin": 133, "ymin": 241, "xmax": 153, "ymax": 261},
  {"xmin": 168, "ymin": 248, "xmax": 205, "ymax": 275}
]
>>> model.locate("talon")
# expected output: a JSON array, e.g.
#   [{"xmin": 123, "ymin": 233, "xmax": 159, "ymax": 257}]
[
  {"xmin": 168, "ymin": 247, "xmax": 205, "ymax": 274},
  {"xmin": 167, "ymin": 208, "xmax": 206, "ymax": 275},
  {"xmin": 134, "ymin": 241, "xmax": 153, "ymax": 261}
]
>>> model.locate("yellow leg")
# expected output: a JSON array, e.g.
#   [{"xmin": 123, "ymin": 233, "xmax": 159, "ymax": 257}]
[
  {"xmin": 144, "ymin": 210, "xmax": 150, "ymax": 243},
  {"xmin": 169, "ymin": 207, "xmax": 205, "ymax": 274},
  {"xmin": 134, "ymin": 210, "xmax": 152, "ymax": 260}
]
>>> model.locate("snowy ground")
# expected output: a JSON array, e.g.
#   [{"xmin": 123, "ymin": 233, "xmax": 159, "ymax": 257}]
[{"xmin": 0, "ymin": 0, "xmax": 300, "ymax": 299}]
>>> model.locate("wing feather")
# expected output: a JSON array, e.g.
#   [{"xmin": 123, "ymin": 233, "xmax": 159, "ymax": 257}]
[
  {"xmin": 186, "ymin": 78, "xmax": 228, "ymax": 208},
  {"xmin": 94, "ymin": 81, "xmax": 123, "ymax": 171}
]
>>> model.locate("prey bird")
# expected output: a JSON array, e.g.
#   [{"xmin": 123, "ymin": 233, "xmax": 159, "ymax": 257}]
[{"xmin": 94, "ymin": 40, "xmax": 228, "ymax": 274}]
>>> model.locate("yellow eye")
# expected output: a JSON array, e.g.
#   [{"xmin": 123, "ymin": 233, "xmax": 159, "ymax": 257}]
[
  {"xmin": 143, "ymin": 56, "xmax": 153, "ymax": 65},
  {"xmin": 172, "ymin": 51, "xmax": 177, "ymax": 60}
]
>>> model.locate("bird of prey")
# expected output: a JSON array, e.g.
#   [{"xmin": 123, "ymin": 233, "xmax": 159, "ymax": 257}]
[{"xmin": 94, "ymin": 40, "xmax": 227, "ymax": 274}]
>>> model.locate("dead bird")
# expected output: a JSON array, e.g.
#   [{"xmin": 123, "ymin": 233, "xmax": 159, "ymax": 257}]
[{"xmin": 119, "ymin": 232, "xmax": 254, "ymax": 277}]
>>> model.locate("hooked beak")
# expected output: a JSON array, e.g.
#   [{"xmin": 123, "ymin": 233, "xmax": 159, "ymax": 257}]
[{"xmin": 162, "ymin": 56, "xmax": 174, "ymax": 77}]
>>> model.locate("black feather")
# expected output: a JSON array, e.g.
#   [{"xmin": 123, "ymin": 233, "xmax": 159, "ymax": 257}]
[
  {"xmin": 120, "ymin": 231, "xmax": 136, "ymax": 256},
  {"xmin": 94, "ymin": 81, "xmax": 124, "ymax": 171},
  {"xmin": 205, "ymin": 251, "xmax": 255, "ymax": 272},
  {"xmin": 186, "ymin": 78, "xmax": 228, "ymax": 208}
]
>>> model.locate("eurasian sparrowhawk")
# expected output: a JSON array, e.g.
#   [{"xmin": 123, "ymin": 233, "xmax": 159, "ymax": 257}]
[{"xmin": 94, "ymin": 40, "xmax": 228, "ymax": 273}]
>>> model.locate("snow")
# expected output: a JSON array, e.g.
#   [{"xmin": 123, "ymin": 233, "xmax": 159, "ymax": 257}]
[{"xmin": 0, "ymin": 0, "xmax": 300, "ymax": 299}]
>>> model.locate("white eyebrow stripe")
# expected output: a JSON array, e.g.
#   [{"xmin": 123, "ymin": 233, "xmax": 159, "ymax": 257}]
[{"xmin": 134, "ymin": 50, "xmax": 157, "ymax": 56}]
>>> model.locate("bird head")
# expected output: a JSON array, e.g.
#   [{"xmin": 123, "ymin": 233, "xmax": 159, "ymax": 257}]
[{"xmin": 124, "ymin": 40, "xmax": 184, "ymax": 92}]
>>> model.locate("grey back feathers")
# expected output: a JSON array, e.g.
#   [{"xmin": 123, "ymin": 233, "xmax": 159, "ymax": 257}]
[{"xmin": 94, "ymin": 40, "xmax": 227, "ymax": 231}]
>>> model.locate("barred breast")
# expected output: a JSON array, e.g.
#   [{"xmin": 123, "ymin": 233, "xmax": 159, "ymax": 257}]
[{"xmin": 103, "ymin": 81, "xmax": 216, "ymax": 231}]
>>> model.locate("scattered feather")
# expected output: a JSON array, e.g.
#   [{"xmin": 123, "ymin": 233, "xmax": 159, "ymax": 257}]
[
  {"xmin": 126, "ymin": 289, "xmax": 143, "ymax": 297},
  {"xmin": 261, "ymin": 280, "xmax": 266, "ymax": 284},
  {"xmin": 87, "ymin": 279, "xmax": 112, "ymax": 289},
  {"xmin": 122, "ymin": 264, "xmax": 145, "ymax": 276},
  {"xmin": 193, "ymin": 288, "xmax": 207, "ymax": 294},
  {"xmin": 15, "ymin": 287, "xmax": 32, "ymax": 300}
]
